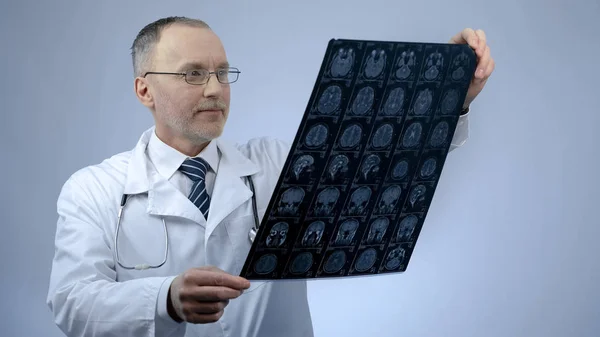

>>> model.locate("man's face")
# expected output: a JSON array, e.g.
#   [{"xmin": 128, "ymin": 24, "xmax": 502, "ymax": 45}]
[{"xmin": 142, "ymin": 24, "xmax": 231, "ymax": 152}]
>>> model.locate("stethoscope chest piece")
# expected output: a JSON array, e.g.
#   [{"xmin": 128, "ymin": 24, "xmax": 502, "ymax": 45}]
[{"xmin": 248, "ymin": 227, "xmax": 257, "ymax": 243}]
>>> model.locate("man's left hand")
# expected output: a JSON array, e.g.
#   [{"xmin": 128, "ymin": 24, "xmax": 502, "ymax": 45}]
[{"xmin": 449, "ymin": 28, "xmax": 496, "ymax": 109}]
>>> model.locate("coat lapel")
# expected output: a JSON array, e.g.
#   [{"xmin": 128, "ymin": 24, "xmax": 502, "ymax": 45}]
[
  {"xmin": 122, "ymin": 128, "xmax": 263, "ymax": 231},
  {"xmin": 205, "ymin": 139, "xmax": 260, "ymax": 239},
  {"xmin": 148, "ymin": 175, "xmax": 206, "ymax": 225},
  {"xmin": 122, "ymin": 127, "xmax": 207, "ymax": 226}
]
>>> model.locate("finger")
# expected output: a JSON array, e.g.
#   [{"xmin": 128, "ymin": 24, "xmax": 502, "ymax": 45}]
[
  {"xmin": 184, "ymin": 286, "xmax": 244, "ymax": 302},
  {"xmin": 475, "ymin": 29, "xmax": 486, "ymax": 45},
  {"xmin": 474, "ymin": 29, "xmax": 487, "ymax": 54},
  {"xmin": 449, "ymin": 28, "xmax": 478, "ymax": 49},
  {"xmin": 485, "ymin": 57, "xmax": 496, "ymax": 78},
  {"xmin": 187, "ymin": 269, "xmax": 251, "ymax": 290},
  {"xmin": 185, "ymin": 300, "xmax": 228, "ymax": 315},
  {"xmin": 475, "ymin": 45, "xmax": 490, "ymax": 79}
]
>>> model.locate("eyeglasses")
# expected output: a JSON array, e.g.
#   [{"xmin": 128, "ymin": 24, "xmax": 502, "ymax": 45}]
[{"xmin": 143, "ymin": 67, "xmax": 241, "ymax": 85}]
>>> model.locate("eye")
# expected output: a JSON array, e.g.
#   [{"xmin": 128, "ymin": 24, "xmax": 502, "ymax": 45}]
[{"xmin": 189, "ymin": 70, "xmax": 202, "ymax": 76}]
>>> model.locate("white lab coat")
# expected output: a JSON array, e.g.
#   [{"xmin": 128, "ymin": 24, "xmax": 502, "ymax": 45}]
[{"xmin": 47, "ymin": 115, "xmax": 469, "ymax": 337}]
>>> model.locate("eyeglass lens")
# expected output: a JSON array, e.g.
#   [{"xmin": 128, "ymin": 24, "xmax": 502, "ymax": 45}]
[{"xmin": 186, "ymin": 68, "xmax": 239, "ymax": 84}]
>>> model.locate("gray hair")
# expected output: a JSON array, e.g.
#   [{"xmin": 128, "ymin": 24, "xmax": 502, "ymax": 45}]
[{"xmin": 130, "ymin": 16, "xmax": 211, "ymax": 77}]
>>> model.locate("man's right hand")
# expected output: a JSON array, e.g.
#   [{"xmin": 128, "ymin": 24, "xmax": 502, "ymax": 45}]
[{"xmin": 167, "ymin": 266, "xmax": 251, "ymax": 324}]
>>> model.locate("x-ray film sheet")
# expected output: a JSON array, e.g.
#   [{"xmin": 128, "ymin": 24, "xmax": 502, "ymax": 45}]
[{"xmin": 240, "ymin": 38, "xmax": 476, "ymax": 280}]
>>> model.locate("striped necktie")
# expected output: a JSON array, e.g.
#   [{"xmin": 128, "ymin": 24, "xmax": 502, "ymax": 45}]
[{"xmin": 179, "ymin": 157, "xmax": 211, "ymax": 219}]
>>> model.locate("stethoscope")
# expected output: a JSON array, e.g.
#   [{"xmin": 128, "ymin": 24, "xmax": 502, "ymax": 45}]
[{"xmin": 114, "ymin": 176, "xmax": 260, "ymax": 270}]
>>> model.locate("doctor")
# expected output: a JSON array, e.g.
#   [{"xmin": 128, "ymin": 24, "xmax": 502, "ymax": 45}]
[{"xmin": 46, "ymin": 16, "xmax": 495, "ymax": 337}]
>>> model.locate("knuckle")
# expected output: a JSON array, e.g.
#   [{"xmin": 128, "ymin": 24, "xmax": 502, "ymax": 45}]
[
  {"xmin": 203, "ymin": 315, "xmax": 219, "ymax": 323},
  {"xmin": 206, "ymin": 303, "xmax": 218, "ymax": 312},
  {"xmin": 182, "ymin": 271, "xmax": 194, "ymax": 284},
  {"xmin": 214, "ymin": 274, "xmax": 225, "ymax": 286},
  {"xmin": 178, "ymin": 286, "xmax": 192, "ymax": 300},
  {"xmin": 230, "ymin": 290, "xmax": 241, "ymax": 299},
  {"xmin": 182, "ymin": 305, "xmax": 193, "ymax": 317},
  {"xmin": 214, "ymin": 301, "xmax": 227, "ymax": 312},
  {"xmin": 216, "ymin": 288, "xmax": 230, "ymax": 300},
  {"xmin": 211, "ymin": 310, "xmax": 224, "ymax": 322}
]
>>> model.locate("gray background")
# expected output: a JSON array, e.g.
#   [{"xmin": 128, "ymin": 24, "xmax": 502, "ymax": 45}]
[{"xmin": 1, "ymin": 0, "xmax": 599, "ymax": 336}]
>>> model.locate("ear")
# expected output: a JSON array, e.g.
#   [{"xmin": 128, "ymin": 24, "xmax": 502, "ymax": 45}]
[{"xmin": 134, "ymin": 77, "xmax": 154, "ymax": 109}]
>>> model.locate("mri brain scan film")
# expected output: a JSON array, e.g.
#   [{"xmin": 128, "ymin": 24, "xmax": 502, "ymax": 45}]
[{"xmin": 241, "ymin": 38, "xmax": 476, "ymax": 280}]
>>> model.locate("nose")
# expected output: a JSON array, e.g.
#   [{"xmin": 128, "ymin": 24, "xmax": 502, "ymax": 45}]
[{"xmin": 203, "ymin": 73, "xmax": 224, "ymax": 98}]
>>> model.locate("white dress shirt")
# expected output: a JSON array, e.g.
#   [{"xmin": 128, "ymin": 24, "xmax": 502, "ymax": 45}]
[{"xmin": 146, "ymin": 130, "xmax": 220, "ymax": 208}]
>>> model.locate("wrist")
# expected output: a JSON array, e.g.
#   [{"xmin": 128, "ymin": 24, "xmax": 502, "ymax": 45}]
[{"xmin": 167, "ymin": 282, "xmax": 183, "ymax": 323}]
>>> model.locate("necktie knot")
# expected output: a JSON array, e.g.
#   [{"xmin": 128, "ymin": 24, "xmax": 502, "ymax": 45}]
[{"xmin": 179, "ymin": 157, "xmax": 209, "ymax": 182}]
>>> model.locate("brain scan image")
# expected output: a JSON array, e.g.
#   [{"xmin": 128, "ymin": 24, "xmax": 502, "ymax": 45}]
[
  {"xmin": 396, "ymin": 215, "xmax": 418, "ymax": 242},
  {"xmin": 351, "ymin": 86, "xmax": 375, "ymax": 115},
  {"xmin": 423, "ymin": 51, "xmax": 444, "ymax": 81},
  {"xmin": 395, "ymin": 50, "xmax": 416, "ymax": 80},
  {"xmin": 420, "ymin": 157, "xmax": 437, "ymax": 178},
  {"xmin": 366, "ymin": 217, "xmax": 389, "ymax": 244},
  {"xmin": 430, "ymin": 121, "xmax": 449, "ymax": 147},
  {"xmin": 364, "ymin": 49, "xmax": 386, "ymax": 79},
  {"xmin": 304, "ymin": 124, "xmax": 328, "ymax": 148},
  {"xmin": 347, "ymin": 187, "xmax": 372, "ymax": 215},
  {"xmin": 302, "ymin": 221, "xmax": 325, "ymax": 247},
  {"xmin": 391, "ymin": 160, "xmax": 409, "ymax": 180},
  {"xmin": 451, "ymin": 52, "xmax": 471, "ymax": 81},
  {"xmin": 313, "ymin": 187, "xmax": 341, "ymax": 216},
  {"xmin": 382, "ymin": 87, "xmax": 405, "ymax": 116},
  {"xmin": 277, "ymin": 187, "xmax": 305, "ymax": 216},
  {"xmin": 327, "ymin": 154, "xmax": 349, "ymax": 181},
  {"xmin": 239, "ymin": 40, "xmax": 479, "ymax": 280},
  {"xmin": 323, "ymin": 250, "xmax": 346, "ymax": 274},
  {"xmin": 292, "ymin": 155, "xmax": 314, "ymax": 180},
  {"xmin": 355, "ymin": 248, "xmax": 378, "ymax": 272},
  {"xmin": 360, "ymin": 154, "xmax": 381, "ymax": 180},
  {"xmin": 334, "ymin": 219, "xmax": 359, "ymax": 246},
  {"xmin": 371, "ymin": 124, "xmax": 394, "ymax": 149},
  {"xmin": 339, "ymin": 124, "xmax": 363, "ymax": 149},
  {"xmin": 402, "ymin": 122, "xmax": 423, "ymax": 148},
  {"xmin": 413, "ymin": 88, "xmax": 433, "ymax": 115},
  {"xmin": 384, "ymin": 247, "xmax": 405, "ymax": 271},
  {"xmin": 377, "ymin": 185, "xmax": 402, "ymax": 214},
  {"xmin": 265, "ymin": 222, "xmax": 289, "ymax": 248},
  {"xmin": 441, "ymin": 89, "xmax": 459, "ymax": 115},
  {"xmin": 317, "ymin": 85, "xmax": 343, "ymax": 115},
  {"xmin": 290, "ymin": 252, "xmax": 313, "ymax": 275},
  {"xmin": 330, "ymin": 47, "xmax": 355, "ymax": 78},
  {"xmin": 254, "ymin": 254, "xmax": 278, "ymax": 275},
  {"xmin": 409, "ymin": 184, "xmax": 427, "ymax": 209}
]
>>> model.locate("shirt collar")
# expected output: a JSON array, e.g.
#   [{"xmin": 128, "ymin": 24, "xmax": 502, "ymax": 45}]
[{"xmin": 146, "ymin": 130, "xmax": 220, "ymax": 180}]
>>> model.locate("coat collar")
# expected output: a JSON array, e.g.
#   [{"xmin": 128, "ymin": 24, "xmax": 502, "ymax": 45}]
[
  {"xmin": 122, "ymin": 127, "xmax": 261, "ymax": 232},
  {"xmin": 123, "ymin": 127, "xmax": 259, "ymax": 196}
]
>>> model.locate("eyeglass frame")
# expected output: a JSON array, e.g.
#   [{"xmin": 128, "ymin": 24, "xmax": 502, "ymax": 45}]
[{"xmin": 143, "ymin": 67, "xmax": 241, "ymax": 85}]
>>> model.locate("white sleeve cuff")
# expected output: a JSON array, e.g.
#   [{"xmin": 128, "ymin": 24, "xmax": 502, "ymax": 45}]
[{"xmin": 155, "ymin": 276, "xmax": 183, "ymax": 333}]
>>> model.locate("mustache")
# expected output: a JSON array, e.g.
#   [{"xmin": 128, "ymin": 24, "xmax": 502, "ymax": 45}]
[{"xmin": 195, "ymin": 100, "xmax": 227, "ymax": 112}]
